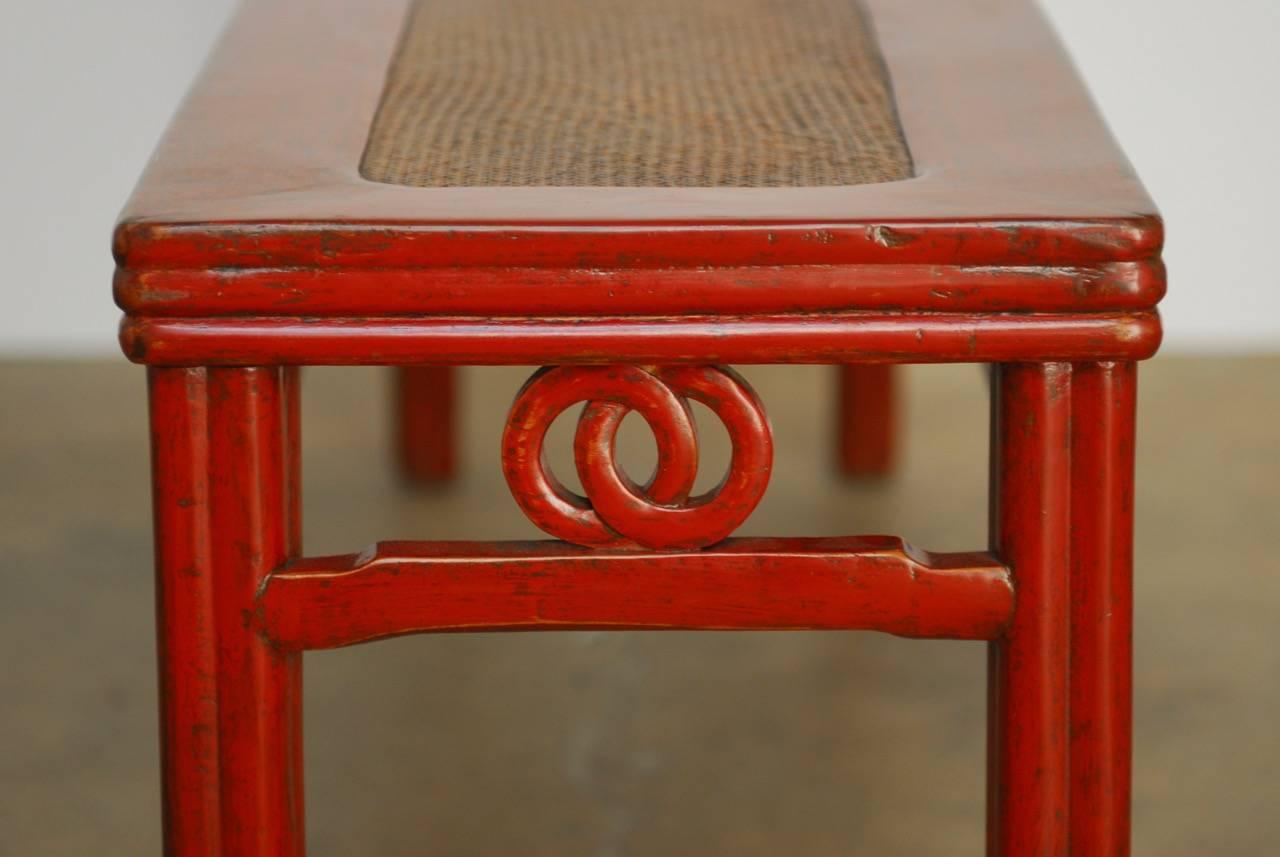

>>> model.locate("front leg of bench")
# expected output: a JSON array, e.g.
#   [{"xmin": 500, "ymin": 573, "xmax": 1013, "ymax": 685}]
[
  {"xmin": 149, "ymin": 367, "xmax": 305, "ymax": 857},
  {"xmin": 1068, "ymin": 362, "xmax": 1136, "ymax": 856},
  {"xmin": 988, "ymin": 362, "xmax": 1072, "ymax": 855},
  {"xmin": 987, "ymin": 361, "xmax": 1135, "ymax": 857}
]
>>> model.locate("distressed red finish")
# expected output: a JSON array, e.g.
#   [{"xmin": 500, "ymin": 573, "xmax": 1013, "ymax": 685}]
[
  {"xmin": 149, "ymin": 368, "xmax": 220, "ymax": 856},
  {"xmin": 123, "ymin": 0, "xmax": 1160, "ymax": 854},
  {"xmin": 501, "ymin": 365, "xmax": 772, "ymax": 549},
  {"xmin": 1069, "ymin": 363, "xmax": 1137, "ymax": 855},
  {"xmin": 256, "ymin": 538, "xmax": 1013, "ymax": 648},
  {"xmin": 115, "ymin": 259, "xmax": 1164, "ymax": 318},
  {"xmin": 988, "ymin": 363, "xmax": 1073, "ymax": 856},
  {"xmin": 150, "ymin": 367, "xmax": 304, "ymax": 857},
  {"xmin": 120, "ymin": 311, "xmax": 1160, "ymax": 366},
  {"xmin": 112, "ymin": 0, "xmax": 1164, "ymax": 367}
]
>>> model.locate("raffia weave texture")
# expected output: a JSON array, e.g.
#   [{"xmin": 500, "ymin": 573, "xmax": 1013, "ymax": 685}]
[{"xmin": 360, "ymin": 0, "xmax": 913, "ymax": 188}]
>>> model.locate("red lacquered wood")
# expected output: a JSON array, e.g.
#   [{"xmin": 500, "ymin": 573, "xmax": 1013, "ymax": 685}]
[
  {"xmin": 503, "ymin": 365, "xmax": 772, "ymax": 549},
  {"xmin": 502, "ymin": 365, "xmax": 699, "ymax": 547},
  {"xmin": 119, "ymin": 311, "xmax": 1161, "ymax": 367},
  {"xmin": 1069, "ymin": 362, "xmax": 1136, "ymax": 856},
  {"xmin": 575, "ymin": 365, "xmax": 772, "ymax": 548},
  {"xmin": 114, "ymin": 260, "xmax": 1165, "ymax": 318},
  {"xmin": 255, "ymin": 537, "xmax": 1013, "ymax": 649},
  {"xmin": 112, "ymin": 0, "xmax": 1160, "ymax": 280},
  {"xmin": 284, "ymin": 367, "xmax": 302, "ymax": 556},
  {"xmin": 206, "ymin": 368, "xmax": 303, "ymax": 857},
  {"xmin": 395, "ymin": 366, "xmax": 456, "ymax": 483},
  {"xmin": 988, "ymin": 363, "xmax": 1071, "ymax": 856},
  {"xmin": 837, "ymin": 364, "xmax": 896, "ymax": 477},
  {"xmin": 117, "ymin": 221, "xmax": 1161, "ymax": 275},
  {"xmin": 281, "ymin": 366, "xmax": 305, "ymax": 855},
  {"xmin": 119, "ymin": 0, "xmax": 1162, "ymax": 848},
  {"xmin": 149, "ymin": 368, "xmax": 220, "ymax": 857}
]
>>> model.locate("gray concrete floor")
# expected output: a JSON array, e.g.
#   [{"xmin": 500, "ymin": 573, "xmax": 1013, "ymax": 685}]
[{"xmin": 1, "ymin": 358, "xmax": 1276, "ymax": 855}]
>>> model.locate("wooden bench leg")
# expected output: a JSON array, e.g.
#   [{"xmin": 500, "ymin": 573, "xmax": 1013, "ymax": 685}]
[
  {"xmin": 987, "ymin": 363, "xmax": 1071, "ymax": 856},
  {"xmin": 149, "ymin": 367, "xmax": 305, "ymax": 857},
  {"xmin": 836, "ymin": 364, "xmax": 896, "ymax": 477},
  {"xmin": 1068, "ymin": 362, "xmax": 1135, "ymax": 856},
  {"xmin": 395, "ymin": 366, "xmax": 456, "ymax": 483}
]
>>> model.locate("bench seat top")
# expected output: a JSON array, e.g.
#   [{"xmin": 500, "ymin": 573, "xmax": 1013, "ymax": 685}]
[{"xmin": 115, "ymin": 0, "xmax": 1163, "ymax": 321}]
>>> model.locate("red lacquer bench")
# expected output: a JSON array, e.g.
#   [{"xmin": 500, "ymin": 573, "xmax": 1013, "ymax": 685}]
[{"xmin": 116, "ymin": 0, "xmax": 1163, "ymax": 854}]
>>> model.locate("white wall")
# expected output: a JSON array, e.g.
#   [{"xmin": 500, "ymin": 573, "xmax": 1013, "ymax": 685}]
[
  {"xmin": 1038, "ymin": 0, "xmax": 1280, "ymax": 351},
  {"xmin": 0, "ymin": 0, "xmax": 238, "ymax": 355},
  {"xmin": 1, "ymin": 0, "xmax": 1275, "ymax": 355}
]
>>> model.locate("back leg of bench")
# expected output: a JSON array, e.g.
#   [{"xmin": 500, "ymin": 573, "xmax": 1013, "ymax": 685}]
[
  {"xmin": 836, "ymin": 364, "xmax": 897, "ymax": 477},
  {"xmin": 398, "ymin": 365, "xmax": 887, "ymax": 483},
  {"xmin": 395, "ymin": 366, "xmax": 456, "ymax": 484}
]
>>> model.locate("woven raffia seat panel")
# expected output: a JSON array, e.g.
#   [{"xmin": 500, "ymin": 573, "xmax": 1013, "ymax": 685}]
[{"xmin": 360, "ymin": 0, "xmax": 914, "ymax": 188}]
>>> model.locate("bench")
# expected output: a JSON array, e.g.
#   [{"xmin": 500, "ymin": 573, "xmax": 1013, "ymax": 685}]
[{"xmin": 116, "ymin": 0, "xmax": 1163, "ymax": 853}]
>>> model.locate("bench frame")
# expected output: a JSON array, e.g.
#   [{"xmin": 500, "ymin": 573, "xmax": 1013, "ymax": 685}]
[{"xmin": 122, "ymin": 0, "xmax": 1160, "ymax": 854}]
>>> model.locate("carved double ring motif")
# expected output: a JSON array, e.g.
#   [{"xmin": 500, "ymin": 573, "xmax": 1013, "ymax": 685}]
[{"xmin": 502, "ymin": 365, "xmax": 773, "ymax": 550}]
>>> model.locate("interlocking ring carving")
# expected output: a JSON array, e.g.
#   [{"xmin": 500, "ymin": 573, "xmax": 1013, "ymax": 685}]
[{"xmin": 502, "ymin": 365, "xmax": 773, "ymax": 550}]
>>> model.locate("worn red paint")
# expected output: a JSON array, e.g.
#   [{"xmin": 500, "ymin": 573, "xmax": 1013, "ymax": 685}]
[
  {"xmin": 149, "ymin": 368, "xmax": 221, "ymax": 857},
  {"xmin": 1069, "ymin": 363, "xmax": 1136, "ymax": 855},
  {"xmin": 114, "ymin": 260, "xmax": 1165, "ymax": 318},
  {"xmin": 988, "ymin": 363, "xmax": 1072, "ymax": 856},
  {"xmin": 151, "ymin": 367, "xmax": 305, "ymax": 857},
  {"xmin": 115, "ymin": 221, "xmax": 1163, "ymax": 275},
  {"xmin": 205, "ymin": 368, "xmax": 304, "ymax": 857},
  {"xmin": 119, "ymin": 312, "xmax": 1161, "ymax": 367},
  {"xmin": 255, "ymin": 537, "xmax": 1014, "ymax": 649},
  {"xmin": 502, "ymin": 365, "xmax": 772, "ymax": 549}
]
